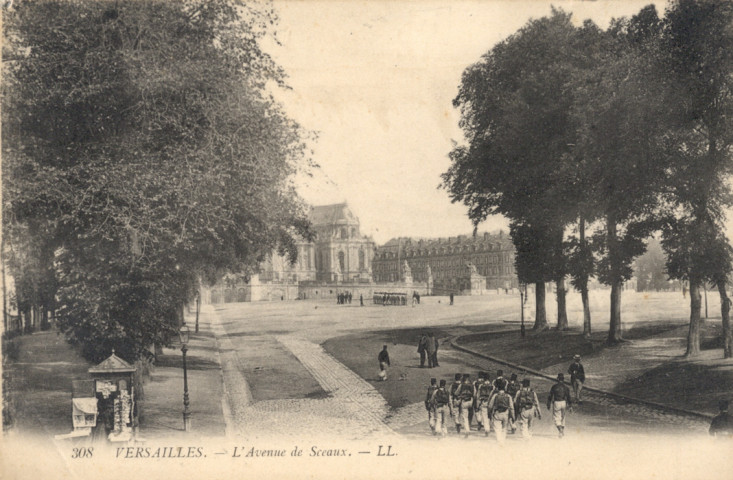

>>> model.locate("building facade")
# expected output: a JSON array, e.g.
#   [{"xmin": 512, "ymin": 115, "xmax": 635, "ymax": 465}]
[
  {"xmin": 257, "ymin": 203, "xmax": 376, "ymax": 284},
  {"xmin": 372, "ymin": 232, "xmax": 517, "ymax": 293}
]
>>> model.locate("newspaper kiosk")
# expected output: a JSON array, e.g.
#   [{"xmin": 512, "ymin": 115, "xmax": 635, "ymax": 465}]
[{"xmin": 88, "ymin": 350, "xmax": 137, "ymax": 442}]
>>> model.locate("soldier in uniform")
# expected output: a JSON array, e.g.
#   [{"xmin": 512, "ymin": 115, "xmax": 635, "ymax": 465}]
[
  {"xmin": 547, "ymin": 373, "xmax": 573, "ymax": 437},
  {"xmin": 568, "ymin": 355, "xmax": 585, "ymax": 403},
  {"xmin": 493, "ymin": 370, "xmax": 506, "ymax": 391},
  {"xmin": 475, "ymin": 373, "xmax": 494, "ymax": 434},
  {"xmin": 449, "ymin": 373, "xmax": 463, "ymax": 433},
  {"xmin": 514, "ymin": 378, "xmax": 541, "ymax": 439},
  {"xmin": 430, "ymin": 379, "xmax": 452, "ymax": 436},
  {"xmin": 425, "ymin": 378, "xmax": 438, "ymax": 434},
  {"xmin": 456, "ymin": 374, "xmax": 474, "ymax": 436},
  {"xmin": 506, "ymin": 373, "xmax": 521, "ymax": 433},
  {"xmin": 487, "ymin": 382, "xmax": 515, "ymax": 444}
]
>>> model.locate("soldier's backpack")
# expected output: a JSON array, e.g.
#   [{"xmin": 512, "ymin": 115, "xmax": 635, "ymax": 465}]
[
  {"xmin": 425, "ymin": 385, "xmax": 437, "ymax": 408},
  {"xmin": 459, "ymin": 384, "xmax": 473, "ymax": 401},
  {"xmin": 478, "ymin": 383, "xmax": 492, "ymax": 400},
  {"xmin": 494, "ymin": 392, "xmax": 510, "ymax": 413},
  {"xmin": 434, "ymin": 389, "xmax": 450, "ymax": 406},
  {"xmin": 519, "ymin": 389, "xmax": 534, "ymax": 409}
]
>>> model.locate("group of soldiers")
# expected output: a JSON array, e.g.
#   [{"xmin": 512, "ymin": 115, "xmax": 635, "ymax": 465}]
[
  {"xmin": 373, "ymin": 292, "xmax": 408, "ymax": 305},
  {"xmin": 424, "ymin": 362, "xmax": 584, "ymax": 442}
]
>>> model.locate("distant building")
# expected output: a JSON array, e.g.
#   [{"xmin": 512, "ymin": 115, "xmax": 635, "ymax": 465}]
[
  {"xmin": 258, "ymin": 203, "xmax": 375, "ymax": 284},
  {"xmin": 372, "ymin": 232, "xmax": 517, "ymax": 293}
]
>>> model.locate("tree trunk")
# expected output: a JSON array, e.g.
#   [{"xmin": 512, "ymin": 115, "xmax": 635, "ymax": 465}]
[
  {"xmin": 534, "ymin": 281, "xmax": 548, "ymax": 330},
  {"xmin": 556, "ymin": 278, "xmax": 568, "ymax": 330},
  {"xmin": 581, "ymin": 286, "xmax": 591, "ymax": 338},
  {"xmin": 718, "ymin": 282, "xmax": 732, "ymax": 359},
  {"xmin": 686, "ymin": 277, "xmax": 702, "ymax": 357},
  {"xmin": 607, "ymin": 218, "xmax": 623, "ymax": 344},
  {"xmin": 607, "ymin": 279, "xmax": 623, "ymax": 344},
  {"xmin": 40, "ymin": 306, "xmax": 50, "ymax": 331}
]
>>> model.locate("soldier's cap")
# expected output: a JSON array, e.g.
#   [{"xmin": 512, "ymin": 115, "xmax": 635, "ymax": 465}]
[
  {"xmin": 496, "ymin": 369, "xmax": 503, "ymax": 376},
  {"xmin": 462, "ymin": 373, "xmax": 470, "ymax": 380},
  {"xmin": 439, "ymin": 379, "xmax": 447, "ymax": 386},
  {"xmin": 510, "ymin": 373, "xmax": 518, "ymax": 380},
  {"xmin": 573, "ymin": 354, "xmax": 581, "ymax": 360},
  {"xmin": 455, "ymin": 373, "xmax": 462, "ymax": 380},
  {"xmin": 478, "ymin": 371, "xmax": 486, "ymax": 379},
  {"xmin": 430, "ymin": 378, "xmax": 437, "ymax": 384},
  {"xmin": 383, "ymin": 344, "xmax": 388, "ymax": 349},
  {"xmin": 557, "ymin": 373, "xmax": 565, "ymax": 381},
  {"xmin": 522, "ymin": 379, "xmax": 530, "ymax": 387}
]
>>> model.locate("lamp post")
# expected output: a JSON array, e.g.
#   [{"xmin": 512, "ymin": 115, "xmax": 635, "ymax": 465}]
[{"xmin": 179, "ymin": 323, "xmax": 191, "ymax": 432}]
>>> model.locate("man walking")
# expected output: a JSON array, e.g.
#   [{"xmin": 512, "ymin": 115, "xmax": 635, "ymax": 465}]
[
  {"xmin": 378, "ymin": 345, "xmax": 390, "ymax": 381},
  {"xmin": 506, "ymin": 373, "xmax": 521, "ymax": 433},
  {"xmin": 547, "ymin": 373, "xmax": 572, "ymax": 437},
  {"xmin": 487, "ymin": 382, "xmax": 515, "ymax": 444},
  {"xmin": 425, "ymin": 378, "xmax": 438, "ymax": 434},
  {"xmin": 429, "ymin": 333, "xmax": 439, "ymax": 367},
  {"xmin": 450, "ymin": 373, "xmax": 463, "ymax": 433},
  {"xmin": 430, "ymin": 380, "xmax": 452, "ymax": 436},
  {"xmin": 456, "ymin": 374, "xmax": 475, "ymax": 437},
  {"xmin": 475, "ymin": 373, "xmax": 493, "ymax": 434},
  {"xmin": 514, "ymin": 379, "xmax": 541, "ymax": 439},
  {"xmin": 568, "ymin": 355, "xmax": 585, "ymax": 403}
]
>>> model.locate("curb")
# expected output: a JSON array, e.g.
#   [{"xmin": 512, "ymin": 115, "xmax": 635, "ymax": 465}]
[{"xmin": 449, "ymin": 333, "xmax": 714, "ymax": 422}]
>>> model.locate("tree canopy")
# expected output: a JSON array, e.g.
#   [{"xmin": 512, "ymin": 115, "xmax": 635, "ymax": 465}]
[{"xmin": 2, "ymin": 0, "xmax": 311, "ymax": 361}]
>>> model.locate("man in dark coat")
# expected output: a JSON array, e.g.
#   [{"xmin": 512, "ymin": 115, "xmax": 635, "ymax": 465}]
[
  {"xmin": 378, "ymin": 345, "xmax": 390, "ymax": 381},
  {"xmin": 417, "ymin": 333, "xmax": 428, "ymax": 367},
  {"xmin": 547, "ymin": 373, "xmax": 573, "ymax": 437},
  {"xmin": 568, "ymin": 354, "xmax": 586, "ymax": 403},
  {"xmin": 429, "ymin": 333, "xmax": 439, "ymax": 367}
]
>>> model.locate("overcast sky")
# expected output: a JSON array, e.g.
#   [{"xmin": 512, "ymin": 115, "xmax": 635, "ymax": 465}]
[{"xmin": 265, "ymin": 1, "xmax": 666, "ymax": 244}]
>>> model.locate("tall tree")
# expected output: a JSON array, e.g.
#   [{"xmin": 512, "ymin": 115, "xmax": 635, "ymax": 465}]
[
  {"xmin": 571, "ymin": 7, "xmax": 670, "ymax": 344},
  {"xmin": 2, "ymin": 0, "xmax": 311, "ymax": 361},
  {"xmin": 659, "ymin": 0, "xmax": 733, "ymax": 357},
  {"xmin": 444, "ymin": 9, "xmax": 591, "ymax": 330}
]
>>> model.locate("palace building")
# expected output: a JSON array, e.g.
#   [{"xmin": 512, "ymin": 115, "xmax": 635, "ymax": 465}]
[
  {"xmin": 258, "ymin": 203, "xmax": 375, "ymax": 284},
  {"xmin": 372, "ymin": 232, "xmax": 517, "ymax": 293}
]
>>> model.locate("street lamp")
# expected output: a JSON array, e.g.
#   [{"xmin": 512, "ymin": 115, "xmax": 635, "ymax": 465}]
[
  {"xmin": 520, "ymin": 284, "xmax": 526, "ymax": 338},
  {"xmin": 179, "ymin": 323, "xmax": 191, "ymax": 432}
]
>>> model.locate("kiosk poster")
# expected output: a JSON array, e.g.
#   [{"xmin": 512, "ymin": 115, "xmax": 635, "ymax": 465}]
[{"xmin": 2, "ymin": 1, "xmax": 732, "ymax": 479}]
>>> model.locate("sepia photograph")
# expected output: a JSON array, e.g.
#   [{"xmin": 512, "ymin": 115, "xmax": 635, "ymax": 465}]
[{"xmin": 2, "ymin": 0, "xmax": 732, "ymax": 478}]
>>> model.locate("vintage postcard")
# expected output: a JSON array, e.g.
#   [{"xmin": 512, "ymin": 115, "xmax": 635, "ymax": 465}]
[{"xmin": 2, "ymin": 1, "xmax": 732, "ymax": 479}]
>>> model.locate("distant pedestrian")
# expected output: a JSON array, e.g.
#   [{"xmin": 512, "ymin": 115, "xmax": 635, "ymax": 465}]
[
  {"xmin": 709, "ymin": 400, "xmax": 733, "ymax": 437},
  {"xmin": 547, "ymin": 373, "xmax": 572, "ymax": 438},
  {"xmin": 514, "ymin": 379, "xmax": 541, "ymax": 439},
  {"xmin": 449, "ymin": 293, "xmax": 454, "ymax": 305},
  {"xmin": 430, "ymin": 379, "xmax": 451, "ymax": 436},
  {"xmin": 348, "ymin": 292, "xmax": 352, "ymax": 304},
  {"xmin": 360, "ymin": 294, "xmax": 364, "ymax": 306},
  {"xmin": 426, "ymin": 332, "xmax": 437, "ymax": 368},
  {"xmin": 378, "ymin": 345, "xmax": 390, "ymax": 381},
  {"xmin": 425, "ymin": 378, "xmax": 438, "ymax": 434},
  {"xmin": 417, "ymin": 333, "xmax": 428, "ymax": 367},
  {"xmin": 568, "ymin": 355, "xmax": 585, "ymax": 403},
  {"xmin": 488, "ymin": 382, "xmax": 514, "ymax": 444}
]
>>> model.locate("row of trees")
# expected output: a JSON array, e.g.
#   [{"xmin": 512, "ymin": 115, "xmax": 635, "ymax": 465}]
[
  {"xmin": 2, "ymin": 0, "xmax": 312, "ymax": 362},
  {"xmin": 442, "ymin": 0, "xmax": 733, "ymax": 357}
]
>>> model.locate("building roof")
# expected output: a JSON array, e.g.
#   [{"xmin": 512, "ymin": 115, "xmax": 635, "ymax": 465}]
[
  {"xmin": 309, "ymin": 203, "xmax": 359, "ymax": 226},
  {"xmin": 378, "ymin": 231, "xmax": 512, "ymax": 251},
  {"xmin": 88, "ymin": 350, "xmax": 136, "ymax": 374}
]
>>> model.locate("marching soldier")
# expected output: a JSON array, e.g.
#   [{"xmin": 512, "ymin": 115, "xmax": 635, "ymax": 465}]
[
  {"xmin": 514, "ymin": 378, "xmax": 541, "ymax": 439},
  {"xmin": 425, "ymin": 378, "xmax": 438, "ymax": 434},
  {"xmin": 430, "ymin": 379, "xmax": 452, "ymax": 436},
  {"xmin": 506, "ymin": 373, "xmax": 521, "ymax": 433},
  {"xmin": 456, "ymin": 374, "xmax": 474, "ymax": 437},
  {"xmin": 493, "ymin": 369, "xmax": 507, "ymax": 391},
  {"xmin": 487, "ymin": 381, "xmax": 515, "ymax": 444},
  {"xmin": 547, "ymin": 373, "xmax": 573, "ymax": 437},
  {"xmin": 450, "ymin": 373, "xmax": 463, "ymax": 433},
  {"xmin": 475, "ymin": 373, "xmax": 494, "ymax": 434}
]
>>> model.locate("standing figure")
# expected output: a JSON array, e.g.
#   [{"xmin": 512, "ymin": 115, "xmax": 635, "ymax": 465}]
[
  {"xmin": 417, "ymin": 333, "xmax": 428, "ymax": 367},
  {"xmin": 505, "ymin": 373, "xmax": 521, "ymax": 433},
  {"xmin": 547, "ymin": 373, "xmax": 572, "ymax": 437},
  {"xmin": 568, "ymin": 355, "xmax": 585, "ymax": 403},
  {"xmin": 431, "ymin": 380, "xmax": 452, "ymax": 436},
  {"xmin": 488, "ymin": 382, "xmax": 515, "ymax": 445},
  {"xmin": 514, "ymin": 379, "xmax": 541, "ymax": 439},
  {"xmin": 425, "ymin": 332, "xmax": 437, "ymax": 368},
  {"xmin": 360, "ymin": 294, "xmax": 364, "ymax": 306},
  {"xmin": 430, "ymin": 333, "xmax": 439, "ymax": 367},
  {"xmin": 378, "ymin": 345, "xmax": 391, "ymax": 381},
  {"xmin": 449, "ymin": 293, "xmax": 454, "ymax": 305},
  {"xmin": 425, "ymin": 378, "xmax": 438, "ymax": 434}
]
